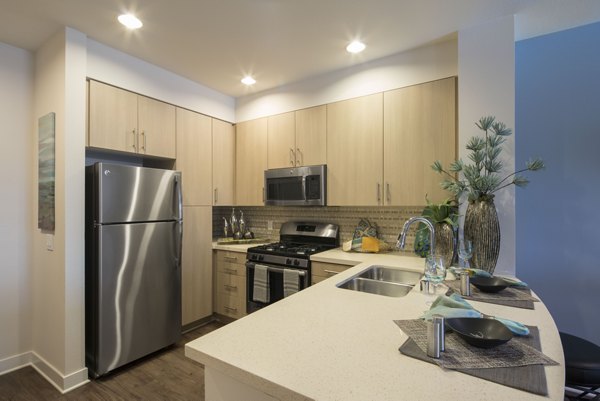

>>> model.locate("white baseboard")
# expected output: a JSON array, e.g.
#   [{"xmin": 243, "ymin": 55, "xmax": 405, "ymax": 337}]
[
  {"xmin": 0, "ymin": 351, "xmax": 88, "ymax": 394},
  {"xmin": 0, "ymin": 352, "xmax": 32, "ymax": 376}
]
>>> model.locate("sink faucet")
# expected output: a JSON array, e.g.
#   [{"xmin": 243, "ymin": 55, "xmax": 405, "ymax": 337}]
[{"xmin": 396, "ymin": 217, "xmax": 435, "ymax": 256}]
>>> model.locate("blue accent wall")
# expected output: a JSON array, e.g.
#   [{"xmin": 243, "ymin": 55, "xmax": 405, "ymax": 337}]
[{"xmin": 516, "ymin": 21, "xmax": 600, "ymax": 344}]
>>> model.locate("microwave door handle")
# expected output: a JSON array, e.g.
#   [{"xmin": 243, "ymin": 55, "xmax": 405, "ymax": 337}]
[{"xmin": 302, "ymin": 176, "xmax": 307, "ymax": 202}]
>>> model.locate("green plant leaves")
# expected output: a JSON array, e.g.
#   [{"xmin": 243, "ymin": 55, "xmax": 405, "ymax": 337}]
[{"xmin": 431, "ymin": 116, "xmax": 545, "ymax": 201}]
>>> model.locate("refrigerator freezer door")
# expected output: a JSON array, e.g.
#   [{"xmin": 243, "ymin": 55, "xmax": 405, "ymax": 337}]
[
  {"xmin": 93, "ymin": 220, "xmax": 182, "ymax": 376},
  {"xmin": 95, "ymin": 163, "xmax": 182, "ymax": 224}
]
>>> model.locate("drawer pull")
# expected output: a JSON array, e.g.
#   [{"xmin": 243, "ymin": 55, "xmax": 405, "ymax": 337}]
[
  {"xmin": 323, "ymin": 269, "xmax": 340, "ymax": 275},
  {"xmin": 223, "ymin": 268, "xmax": 238, "ymax": 274},
  {"xmin": 224, "ymin": 306, "xmax": 237, "ymax": 312},
  {"xmin": 224, "ymin": 284, "xmax": 238, "ymax": 291},
  {"xmin": 224, "ymin": 256, "xmax": 238, "ymax": 261}
]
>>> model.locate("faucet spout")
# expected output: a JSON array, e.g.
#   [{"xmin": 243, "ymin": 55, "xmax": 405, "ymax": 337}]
[{"xmin": 396, "ymin": 217, "xmax": 436, "ymax": 256}]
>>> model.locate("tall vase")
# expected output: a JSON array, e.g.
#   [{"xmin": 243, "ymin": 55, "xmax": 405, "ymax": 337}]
[
  {"xmin": 464, "ymin": 198, "xmax": 500, "ymax": 274},
  {"xmin": 434, "ymin": 222, "xmax": 456, "ymax": 269}
]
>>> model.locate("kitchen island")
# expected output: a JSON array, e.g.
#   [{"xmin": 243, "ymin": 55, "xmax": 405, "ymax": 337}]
[{"xmin": 185, "ymin": 251, "xmax": 564, "ymax": 401}]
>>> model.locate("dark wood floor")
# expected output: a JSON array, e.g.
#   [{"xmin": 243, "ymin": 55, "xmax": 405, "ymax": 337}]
[{"xmin": 0, "ymin": 321, "xmax": 224, "ymax": 401}]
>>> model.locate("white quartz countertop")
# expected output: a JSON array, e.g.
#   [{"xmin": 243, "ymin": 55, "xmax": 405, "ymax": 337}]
[{"xmin": 188, "ymin": 252, "xmax": 564, "ymax": 401}]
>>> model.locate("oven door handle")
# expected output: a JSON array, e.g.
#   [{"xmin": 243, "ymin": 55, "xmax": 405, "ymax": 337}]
[{"xmin": 247, "ymin": 263, "xmax": 306, "ymax": 276}]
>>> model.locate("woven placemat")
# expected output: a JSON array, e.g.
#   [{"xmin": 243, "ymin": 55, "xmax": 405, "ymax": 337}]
[
  {"xmin": 445, "ymin": 280, "xmax": 538, "ymax": 309},
  {"xmin": 395, "ymin": 320, "xmax": 559, "ymax": 395}
]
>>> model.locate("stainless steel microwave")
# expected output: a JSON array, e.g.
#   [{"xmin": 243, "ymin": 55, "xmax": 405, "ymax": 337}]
[{"xmin": 264, "ymin": 165, "xmax": 326, "ymax": 206}]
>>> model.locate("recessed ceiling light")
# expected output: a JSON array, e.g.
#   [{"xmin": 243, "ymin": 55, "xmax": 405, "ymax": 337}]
[
  {"xmin": 346, "ymin": 40, "xmax": 366, "ymax": 54},
  {"xmin": 241, "ymin": 76, "xmax": 256, "ymax": 86},
  {"xmin": 118, "ymin": 14, "xmax": 143, "ymax": 30}
]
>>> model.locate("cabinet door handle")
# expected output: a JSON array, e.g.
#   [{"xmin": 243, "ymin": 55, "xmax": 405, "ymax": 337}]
[
  {"xmin": 262, "ymin": 187, "xmax": 265, "ymax": 203},
  {"xmin": 386, "ymin": 182, "xmax": 391, "ymax": 204},
  {"xmin": 289, "ymin": 148, "xmax": 295, "ymax": 166},
  {"xmin": 214, "ymin": 188, "xmax": 218, "ymax": 204},
  {"xmin": 131, "ymin": 129, "xmax": 137, "ymax": 151},
  {"xmin": 377, "ymin": 183, "xmax": 381, "ymax": 202},
  {"xmin": 139, "ymin": 130, "xmax": 146, "ymax": 152},
  {"xmin": 323, "ymin": 269, "xmax": 340, "ymax": 275},
  {"xmin": 296, "ymin": 147, "xmax": 302, "ymax": 166}
]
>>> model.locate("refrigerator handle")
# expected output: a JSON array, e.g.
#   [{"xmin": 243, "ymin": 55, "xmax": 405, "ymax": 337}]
[
  {"xmin": 174, "ymin": 174, "xmax": 183, "ymax": 221},
  {"xmin": 174, "ymin": 221, "xmax": 183, "ymax": 269}
]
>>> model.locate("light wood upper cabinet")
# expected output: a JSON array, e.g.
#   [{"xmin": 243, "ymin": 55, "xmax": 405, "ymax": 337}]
[
  {"xmin": 267, "ymin": 112, "xmax": 296, "ymax": 169},
  {"xmin": 88, "ymin": 80, "xmax": 176, "ymax": 159},
  {"xmin": 327, "ymin": 93, "xmax": 384, "ymax": 206},
  {"xmin": 181, "ymin": 206, "xmax": 213, "ymax": 326},
  {"xmin": 295, "ymin": 105, "xmax": 326, "ymax": 167},
  {"xmin": 383, "ymin": 77, "xmax": 456, "ymax": 205},
  {"xmin": 235, "ymin": 118, "xmax": 268, "ymax": 206},
  {"xmin": 88, "ymin": 80, "xmax": 137, "ymax": 153},
  {"xmin": 212, "ymin": 119, "xmax": 235, "ymax": 206},
  {"xmin": 176, "ymin": 108, "xmax": 212, "ymax": 206},
  {"xmin": 267, "ymin": 106, "xmax": 327, "ymax": 169},
  {"xmin": 138, "ymin": 96, "xmax": 176, "ymax": 159}
]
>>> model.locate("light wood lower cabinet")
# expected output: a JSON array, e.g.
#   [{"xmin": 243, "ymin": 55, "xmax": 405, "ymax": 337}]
[
  {"xmin": 181, "ymin": 206, "xmax": 213, "ymax": 326},
  {"xmin": 312, "ymin": 261, "xmax": 358, "ymax": 285},
  {"xmin": 213, "ymin": 250, "xmax": 247, "ymax": 319}
]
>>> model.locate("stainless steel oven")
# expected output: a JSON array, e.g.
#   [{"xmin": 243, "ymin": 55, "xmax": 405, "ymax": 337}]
[
  {"xmin": 264, "ymin": 165, "xmax": 326, "ymax": 206},
  {"xmin": 246, "ymin": 222, "xmax": 339, "ymax": 314}
]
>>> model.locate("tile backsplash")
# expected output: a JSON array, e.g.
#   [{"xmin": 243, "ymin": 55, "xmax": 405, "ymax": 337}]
[{"xmin": 213, "ymin": 206, "xmax": 426, "ymax": 253}]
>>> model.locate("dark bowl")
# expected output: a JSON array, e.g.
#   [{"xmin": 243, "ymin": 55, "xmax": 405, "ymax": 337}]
[
  {"xmin": 470, "ymin": 276, "xmax": 510, "ymax": 293},
  {"xmin": 446, "ymin": 317, "xmax": 513, "ymax": 348}
]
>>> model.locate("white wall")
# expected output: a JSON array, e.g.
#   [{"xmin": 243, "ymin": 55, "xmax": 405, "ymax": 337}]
[
  {"xmin": 31, "ymin": 27, "xmax": 88, "ymax": 391},
  {"xmin": 458, "ymin": 16, "xmax": 516, "ymax": 276},
  {"xmin": 236, "ymin": 38, "xmax": 457, "ymax": 122},
  {"xmin": 86, "ymin": 39, "xmax": 235, "ymax": 123},
  {"xmin": 0, "ymin": 42, "xmax": 33, "ymax": 373}
]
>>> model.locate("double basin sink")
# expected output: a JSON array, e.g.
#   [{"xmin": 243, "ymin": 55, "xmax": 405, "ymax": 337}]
[{"xmin": 336, "ymin": 265, "xmax": 422, "ymax": 297}]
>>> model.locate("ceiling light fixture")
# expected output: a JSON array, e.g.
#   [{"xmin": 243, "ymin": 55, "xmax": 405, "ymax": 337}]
[
  {"xmin": 241, "ymin": 76, "xmax": 256, "ymax": 86},
  {"xmin": 118, "ymin": 13, "xmax": 143, "ymax": 30},
  {"xmin": 346, "ymin": 40, "xmax": 366, "ymax": 54}
]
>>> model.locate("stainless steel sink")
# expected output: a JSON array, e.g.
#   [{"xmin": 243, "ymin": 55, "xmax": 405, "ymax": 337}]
[
  {"xmin": 336, "ymin": 265, "xmax": 422, "ymax": 297},
  {"xmin": 357, "ymin": 265, "xmax": 422, "ymax": 285}
]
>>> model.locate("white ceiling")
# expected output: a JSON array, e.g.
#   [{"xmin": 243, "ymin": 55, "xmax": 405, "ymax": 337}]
[{"xmin": 1, "ymin": 0, "xmax": 600, "ymax": 98}]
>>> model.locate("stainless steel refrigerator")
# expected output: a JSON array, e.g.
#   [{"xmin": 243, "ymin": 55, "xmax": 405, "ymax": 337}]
[{"xmin": 85, "ymin": 162, "xmax": 182, "ymax": 378}]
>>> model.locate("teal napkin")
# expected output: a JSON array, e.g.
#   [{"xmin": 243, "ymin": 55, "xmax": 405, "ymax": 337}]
[
  {"xmin": 420, "ymin": 293, "xmax": 530, "ymax": 336},
  {"xmin": 468, "ymin": 269, "xmax": 528, "ymax": 288}
]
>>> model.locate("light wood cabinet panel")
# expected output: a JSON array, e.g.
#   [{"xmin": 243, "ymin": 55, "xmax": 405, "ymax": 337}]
[
  {"xmin": 88, "ymin": 80, "xmax": 137, "ymax": 152},
  {"xmin": 267, "ymin": 112, "xmax": 296, "ymax": 169},
  {"xmin": 88, "ymin": 80, "xmax": 177, "ymax": 159},
  {"xmin": 384, "ymin": 77, "xmax": 456, "ymax": 205},
  {"xmin": 235, "ymin": 118, "xmax": 267, "ymax": 206},
  {"xmin": 176, "ymin": 108, "xmax": 212, "ymax": 206},
  {"xmin": 311, "ymin": 261, "xmax": 357, "ymax": 285},
  {"xmin": 181, "ymin": 206, "xmax": 213, "ymax": 326},
  {"xmin": 212, "ymin": 119, "xmax": 235, "ymax": 205},
  {"xmin": 138, "ymin": 96, "xmax": 176, "ymax": 159},
  {"xmin": 327, "ymin": 93, "xmax": 384, "ymax": 206},
  {"xmin": 295, "ymin": 105, "xmax": 326, "ymax": 167},
  {"xmin": 213, "ymin": 250, "xmax": 247, "ymax": 319}
]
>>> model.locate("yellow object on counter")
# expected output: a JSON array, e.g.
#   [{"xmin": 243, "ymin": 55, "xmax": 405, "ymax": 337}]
[{"xmin": 361, "ymin": 236, "xmax": 380, "ymax": 253}]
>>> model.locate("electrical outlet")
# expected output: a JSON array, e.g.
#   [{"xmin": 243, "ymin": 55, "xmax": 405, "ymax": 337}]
[
  {"xmin": 46, "ymin": 234, "xmax": 54, "ymax": 251},
  {"xmin": 267, "ymin": 220, "xmax": 273, "ymax": 230}
]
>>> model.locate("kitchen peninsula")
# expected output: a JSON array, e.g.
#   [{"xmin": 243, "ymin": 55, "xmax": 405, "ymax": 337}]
[{"xmin": 186, "ymin": 251, "xmax": 564, "ymax": 401}]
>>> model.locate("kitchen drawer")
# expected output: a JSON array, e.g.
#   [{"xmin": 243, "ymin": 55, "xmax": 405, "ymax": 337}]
[
  {"xmin": 215, "ymin": 251, "xmax": 246, "ymax": 275},
  {"xmin": 215, "ymin": 292, "xmax": 246, "ymax": 319},
  {"xmin": 312, "ymin": 261, "xmax": 357, "ymax": 285},
  {"xmin": 216, "ymin": 271, "xmax": 246, "ymax": 297},
  {"xmin": 312, "ymin": 261, "xmax": 355, "ymax": 277}
]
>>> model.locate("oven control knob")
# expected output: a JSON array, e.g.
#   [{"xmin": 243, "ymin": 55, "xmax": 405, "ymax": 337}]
[
  {"xmin": 258, "ymin": 255, "xmax": 264, "ymax": 262},
  {"xmin": 293, "ymin": 259, "xmax": 300, "ymax": 266},
  {"xmin": 286, "ymin": 258, "xmax": 292, "ymax": 265},
  {"xmin": 251, "ymin": 254, "xmax": 257, "ymax": 260}
]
